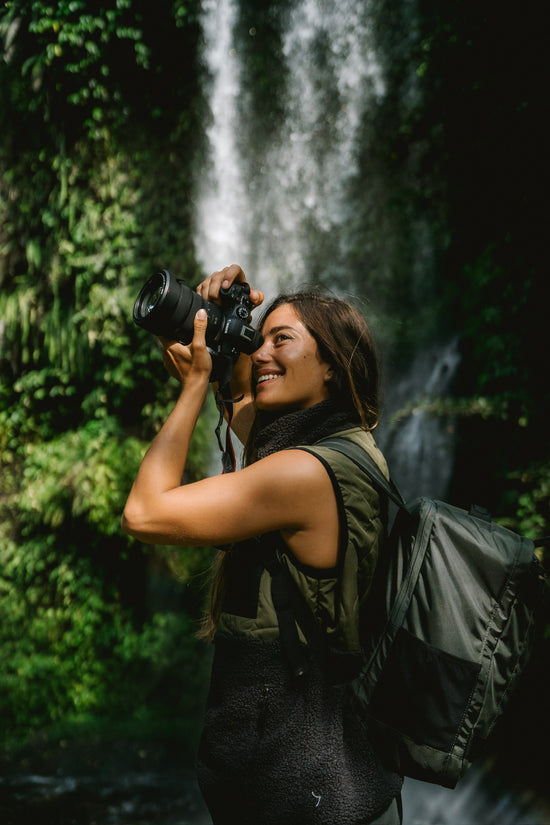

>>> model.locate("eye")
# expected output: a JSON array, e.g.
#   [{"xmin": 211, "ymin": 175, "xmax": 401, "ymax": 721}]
[{"xmin": 274, "ymin": 332, "xmax": 292, "ymax": 344}]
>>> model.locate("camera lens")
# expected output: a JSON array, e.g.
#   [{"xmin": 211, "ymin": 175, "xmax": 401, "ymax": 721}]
[
  {"xmin": 138, "ymin": 274, "xmax": 166, "ymax": 320},
  {"xmin": 133, "ymin": 270, "xmax": 222, "ymax": 344},
  {"xmin": 145, "ymin": 285, "xmax": 163, "ymax": 314}
]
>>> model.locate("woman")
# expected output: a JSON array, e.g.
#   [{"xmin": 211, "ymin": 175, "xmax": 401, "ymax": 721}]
[{"xmin": 122, "ymin": 264, "xmax": 403, "ymax": 824}]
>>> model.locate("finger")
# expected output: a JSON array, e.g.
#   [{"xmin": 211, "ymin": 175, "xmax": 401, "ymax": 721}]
[
  {"xmin": 196, "ymin": 265, "xmax": 262, "ymax": 308},
  {"xmin": 161, "ymin": 348, "xmax": 177, "ymax": 374},
  {"xmin": 196, "ymin": 278, "xmax": 213, "ymax": 301},
  {"xmin": 196, "ymin": 272, "xmax": 226, "ymax": 302},
  {"xmin": 218, "ymin": 266, "xmax": 265, "ymax": 312},
  {"xmin": 158, "ymin": 336, "xmax": 190, "ymax": 365},
  {"xmin": 198, "ymin": 265, "xmax": 246, "ymax": 299},
  {"xmin": 193, "ymin": 308, "xmax": 208, "ymax": 344},
  {"xmin": 160, "ymin": 343, "xmax": 184, "ymax": 381},
  {"xmin": 221, "ymin": 264, "xmax": 246, "ymax": 285},
  {"xmin": 249, "ymin": 289, "xmax": 264, "ymax": 308},
  {"xmin": 158, "ymin": 335, "xmax": 177, "ymax": 350},
  {"xmin": 221, "ymin": 266, "xmax": 264, "ymax": 308}
]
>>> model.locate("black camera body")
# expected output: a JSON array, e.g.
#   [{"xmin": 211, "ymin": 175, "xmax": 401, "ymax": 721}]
[{"xmin": 133, "ymin": 270, "xmax": 262, "ymax": 383}]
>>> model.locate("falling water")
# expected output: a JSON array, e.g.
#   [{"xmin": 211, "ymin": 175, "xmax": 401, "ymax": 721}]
[
  {"xmin": 377, "ymin": 337, "xmax": 462, "ymax": 502},
  {"xmin": 243, "ymin": 0, "xmax": 385, "ymax": 289},
  {"xmin": 194, "ymin": 0, "xmax": 247, "ymax": 273},
  {"xmin": 194, "ymin": 0, "xmax": 385, "ymax": 295}
]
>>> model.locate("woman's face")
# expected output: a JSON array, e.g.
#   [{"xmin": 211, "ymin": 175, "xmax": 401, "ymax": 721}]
[{"xmin": 251, "ymin": 303, "xmax": 333, "ymax": 412}]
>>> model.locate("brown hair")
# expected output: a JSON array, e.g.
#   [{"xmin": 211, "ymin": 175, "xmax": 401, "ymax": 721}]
[{"xmin": 199, "ymin": 290, "xmax": 381, "ymax": 640}]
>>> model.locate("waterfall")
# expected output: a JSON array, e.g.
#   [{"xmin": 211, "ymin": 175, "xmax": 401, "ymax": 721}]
[
  {"xmin": 377, "ymin": 337, "xmax": 461, "ymax": 502},
  {"xmin": 194, "ymin": 0, "xmax": 247, "ymax": 272},
  {"xmin": 402, "ymin": 766, "xmax": 550, "ymax": 825},
  {"xmin": 243, "ymin": 0, "xmax": 385, "ymax": 290},
  {"xmin": 194, "ymin": 0, "xmax": 385, "ymax": 296}
]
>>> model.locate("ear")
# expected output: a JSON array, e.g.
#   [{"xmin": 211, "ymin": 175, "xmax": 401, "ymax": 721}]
[{"xmin": 324, "ymin": 366, "xmax": 334, "ymax": 383}]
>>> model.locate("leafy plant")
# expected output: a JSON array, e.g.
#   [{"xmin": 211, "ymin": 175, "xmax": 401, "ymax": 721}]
[{"xmin": 0, "ymin": 0, "xmax": 211, "ymax": 753}]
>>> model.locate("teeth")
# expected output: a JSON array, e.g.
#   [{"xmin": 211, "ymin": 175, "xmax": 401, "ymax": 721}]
[{"xmin": 257, "ymin": 374, "xmax": 280, "ymax": 384}]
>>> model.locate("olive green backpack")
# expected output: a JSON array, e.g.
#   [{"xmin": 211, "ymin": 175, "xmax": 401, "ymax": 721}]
[
  {"xmin": 270, "ymin": 436, "xmax": 548, "ymax": 789},
  {"xmin": 319, "ymin": 436, "xmax": 548, "ymax": 788}
]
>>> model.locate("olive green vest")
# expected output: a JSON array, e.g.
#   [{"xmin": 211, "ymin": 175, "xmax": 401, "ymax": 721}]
[{"xmin": 217, "ymin": 427, "xmax": 388, "ymax": 653}]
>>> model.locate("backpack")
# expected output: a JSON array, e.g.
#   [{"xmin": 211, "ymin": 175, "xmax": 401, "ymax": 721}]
[
  {"xmin": 318, "ymin": 436, "xmax": 548, "ymax": 788},
  {"xmin": 268, "ymin": 435, "xmax": 548, "ymax": 790}
]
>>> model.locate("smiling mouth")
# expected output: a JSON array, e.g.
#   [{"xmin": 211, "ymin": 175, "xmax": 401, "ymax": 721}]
[{"xmin": 256, "ymin": 373, "xmax": 282, "ymax": 385}]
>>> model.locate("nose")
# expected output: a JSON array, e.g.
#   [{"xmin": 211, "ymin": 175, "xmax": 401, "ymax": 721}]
[{"xmin": 251, "ymin": 338, "xmax": 270, "ymax": 364}]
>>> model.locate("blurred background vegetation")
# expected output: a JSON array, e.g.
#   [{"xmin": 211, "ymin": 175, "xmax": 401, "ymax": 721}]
[
  {"xmin": 0, "ymin": 0, "xmax": 547, "ymax": 799},
  {"xmin": 0, "ymin": 0, "xmax": 213, "ymax": 759}
]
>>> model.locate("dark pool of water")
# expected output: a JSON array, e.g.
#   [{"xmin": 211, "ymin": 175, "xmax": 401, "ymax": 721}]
[{"xmin": 0, "ymin": 768, "xmax": 211, "ymax": 825}]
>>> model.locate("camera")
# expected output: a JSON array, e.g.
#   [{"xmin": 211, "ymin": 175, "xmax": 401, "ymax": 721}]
[{"xmin": 133, "ymin": 270, "xmax": 263, "ymax": 383}]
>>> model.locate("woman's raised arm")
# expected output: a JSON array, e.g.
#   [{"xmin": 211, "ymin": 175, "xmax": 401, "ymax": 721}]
[
  {"xmin": 121, "ymin": 304, "xmax": 338, "ymax": 565},
  {"xmin": 122, "ymin": 446, "xmax": 339, "ymax": 568}
]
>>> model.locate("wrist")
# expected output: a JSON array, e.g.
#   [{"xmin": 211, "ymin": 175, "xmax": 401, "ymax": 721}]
[{"xmin": 181, "ymin": 372, "xmax": 210, "ymax": 400}]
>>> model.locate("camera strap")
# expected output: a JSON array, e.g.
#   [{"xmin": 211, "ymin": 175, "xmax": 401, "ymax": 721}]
[{"xmin": 214, "ymin": 385, "xmax": 243, "ymax": 474}]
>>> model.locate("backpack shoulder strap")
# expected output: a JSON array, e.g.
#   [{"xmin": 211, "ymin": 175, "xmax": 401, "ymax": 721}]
[
  {"xmin": 263, "ymin": 546, "xmax": 326, "ymax": 679},
  {"xmin": 317, "ymin": 435, "xmax": 406, "ymax": 509}
]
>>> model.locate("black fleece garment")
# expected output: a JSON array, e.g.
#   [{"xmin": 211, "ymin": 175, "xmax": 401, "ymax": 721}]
[
  {"xmin": 198, "ymin": 401, "xmax": 402, "ymax": 823},
  {"xmin": 197, "ymin": 634, "xmax": 402, "ymax": 825}
]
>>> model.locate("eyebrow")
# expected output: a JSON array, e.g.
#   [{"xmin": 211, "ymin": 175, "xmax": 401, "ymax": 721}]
[{"xmin": 264, "ymin": 324, "xmax": 298, "ymax": 336}]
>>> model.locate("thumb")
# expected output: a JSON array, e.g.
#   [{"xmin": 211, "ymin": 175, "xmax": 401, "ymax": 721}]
[{"xmin": 193, "ymin": 308, "xmax": 208, "ymax": 342}]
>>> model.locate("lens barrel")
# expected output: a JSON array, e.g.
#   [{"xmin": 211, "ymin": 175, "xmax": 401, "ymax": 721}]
[{"xmin": 133, "ymin": 270, "xmax": 223, "ymax": 344}]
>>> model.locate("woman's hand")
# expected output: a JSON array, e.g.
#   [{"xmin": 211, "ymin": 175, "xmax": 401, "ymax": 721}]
[
  {"xmin": 196, "ymin": 263, "xmax": 264, "ymax": 309},
  {"xmin": 192, "ymin": 265, "xmax": 264, "ymax": 444},
  {"xmin": 159, "ymin": 308, "xmax": 212, "ymax": 385}
]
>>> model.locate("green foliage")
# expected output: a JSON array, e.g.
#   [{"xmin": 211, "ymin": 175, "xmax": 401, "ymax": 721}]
[
  {"xmin": 0, "ymin": 0, "xmax": 212, "ymax": 753},
  {"xmin": 0, "ymin": 527, "xmax": 211, "ymax": 744},
  {"xmin": 505, "ymin": 464, "xmax": 550, "ymax": 544},
  {"xmin": 13, "ymin": 405, "xmax": 215, "ymax": 537},
  {"xmin": 19, "ymin": 418, "xmax": 140, "ymax": 532},
  {"xmin": 445, "ymin": 243, "xmax": 549, "ymax": 527},
  {"xmin": 0, "ymin": 0, "xmax": 203, "ymax": 143}
]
